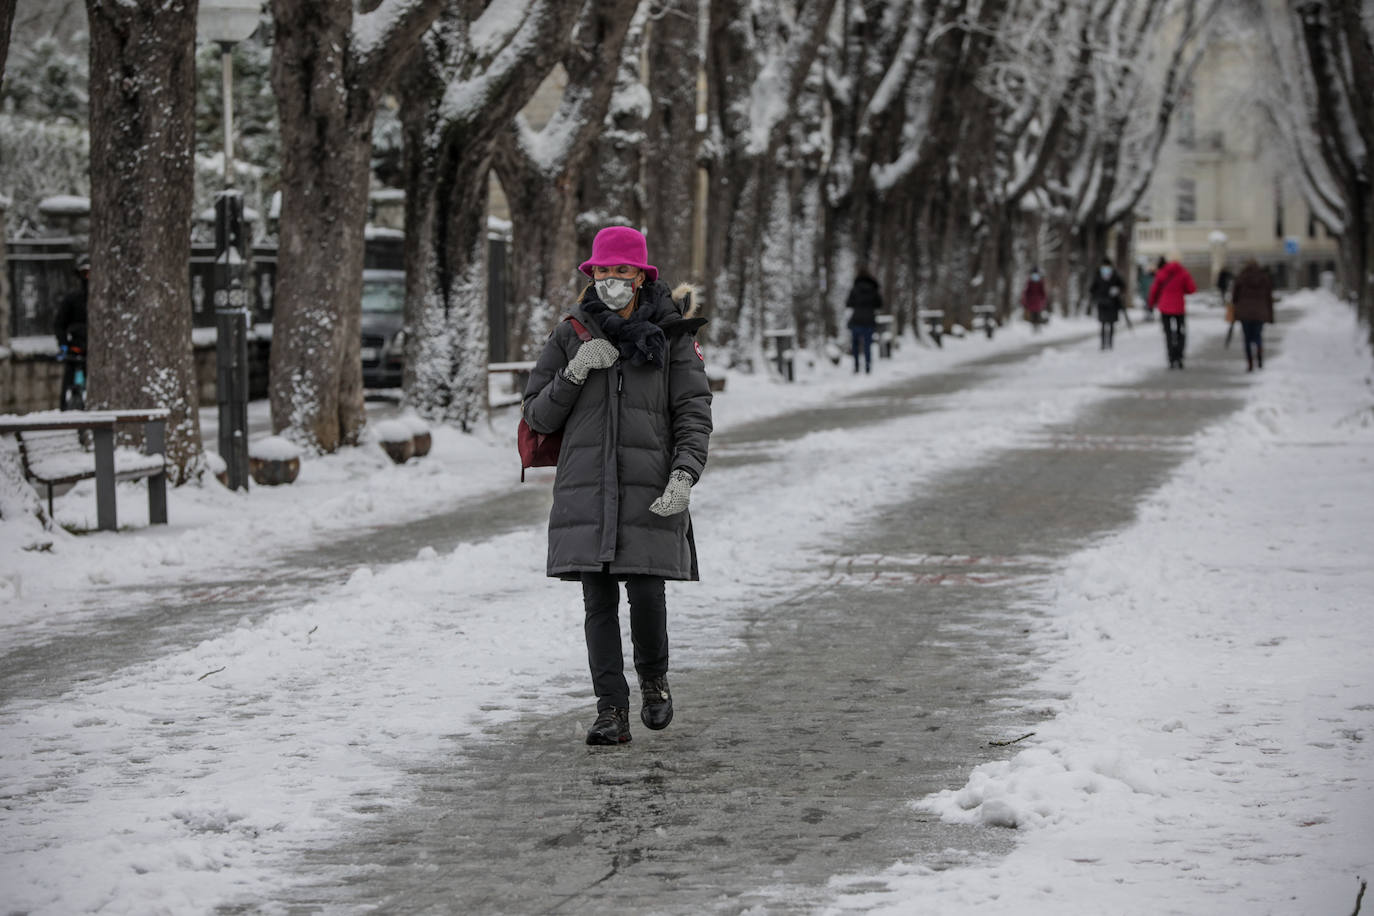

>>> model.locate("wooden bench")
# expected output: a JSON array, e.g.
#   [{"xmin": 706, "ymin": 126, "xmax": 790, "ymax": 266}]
[
  {"xmin": 918, "ymin": 309, "xmax": 945, "ymax": 348},
  {"xmin": 0, "ymin": 410, "xmax": 170, "ymax": 532},
  {"xmin": 972, "ymin": 304, "xmax": 998, "ymax": 339},
  {"xmin": 488, "ymin": 361, "xmax": 537, "ymax": 409},
  {"xmin": 876, "ymin": 314, "xmax": 896, "ymax": 358}
]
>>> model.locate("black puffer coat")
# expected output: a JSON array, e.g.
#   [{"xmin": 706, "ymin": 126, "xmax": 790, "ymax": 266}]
[
  {"xmin": 846, "ymin": 275, "xmax": 883, "ymax": 328},
  {"xmin": 522, "ymin": 281, "xmax": 713, "ymax": 581},
  {"xmin": 1090, "ymin": 269, "xmax": 1126, "ymax": 322}
]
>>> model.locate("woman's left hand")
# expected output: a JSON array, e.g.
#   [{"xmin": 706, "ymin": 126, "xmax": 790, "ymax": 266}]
[{"xmin": 649, "ymin": 469, "xmax": 695, "ymax": 516}]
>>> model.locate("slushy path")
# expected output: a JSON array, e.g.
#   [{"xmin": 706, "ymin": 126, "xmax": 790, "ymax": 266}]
[
  {"xmin": 277, "ymin": 322, "xmax": 1264, "ymax": 914},
  {"xmin": 0, "ymin": 332, "xmax": 1087, "ymax": 707}
]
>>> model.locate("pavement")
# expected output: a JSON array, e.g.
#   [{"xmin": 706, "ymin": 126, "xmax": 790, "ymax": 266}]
[
  {"xmin": 271, "ymin": 323, "xmax": 1260, "ymax": 914},
  {"xmin": 0, "ymin": 317, "xmax": 1267, "ymax": 913}
]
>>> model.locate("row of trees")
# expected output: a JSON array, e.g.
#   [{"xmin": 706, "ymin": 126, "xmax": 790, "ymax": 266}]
[
  {"xmin": 1247, "ymin": 0, "xmax": 1371, "ymax": 335},
  {"xmin": 2, "ymin": 0, "xmax": 1366, "ymax": 486}
]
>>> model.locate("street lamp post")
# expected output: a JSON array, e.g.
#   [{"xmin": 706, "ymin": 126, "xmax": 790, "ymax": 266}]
[{"xmin": 198, "ymin": 0, "xmax": 261, "ymax": 489}]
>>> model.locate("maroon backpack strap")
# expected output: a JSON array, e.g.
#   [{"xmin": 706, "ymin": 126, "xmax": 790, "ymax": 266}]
[{"xmin": 567, "ymin": 316, "xmax": 593, "ymax": 341}]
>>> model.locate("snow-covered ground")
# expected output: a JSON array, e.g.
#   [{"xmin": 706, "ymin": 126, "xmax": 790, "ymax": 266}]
[
  {"xmin": 1, "ymin": 292, "xmax": 1371, "ymax": 914},
  {"xmin": 827, "ymin": 292, "xmax": 1374, "ymax": 914}
]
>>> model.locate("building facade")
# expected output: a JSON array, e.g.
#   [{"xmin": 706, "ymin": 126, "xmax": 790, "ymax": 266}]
[{"xmin": 1133, "ymin": 28, "xmax": 1340, "ymax": 292}]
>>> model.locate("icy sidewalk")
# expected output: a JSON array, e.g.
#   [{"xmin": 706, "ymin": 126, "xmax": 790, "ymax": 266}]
[
  {"xmin": 827, "ymin": 291, "xmax": 1374, "ymax": 915},
  {"xmin": 0, "ymin": 314, "xmax": 1151, "ymax": 914},
  {"xmin": 0, "ymin": 315, "xmax": 1090, "ymax": 644}
]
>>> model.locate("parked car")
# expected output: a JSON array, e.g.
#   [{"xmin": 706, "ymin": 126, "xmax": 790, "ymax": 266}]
[{"xmin": 361, "ymin": 269, "xmax": 405, "ymax": 389}]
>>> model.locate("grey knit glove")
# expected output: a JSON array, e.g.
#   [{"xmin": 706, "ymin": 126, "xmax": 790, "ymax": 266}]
[
  {"xmin": 563, "ymin": 338, "xmax": 620, "ymax": 384},
  {"xmin": 650, "ymin": 469, "xmax": 695, "ymax": 517}
]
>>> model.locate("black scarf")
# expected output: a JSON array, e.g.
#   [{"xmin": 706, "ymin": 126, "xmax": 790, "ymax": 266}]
[{"xmin": 581, "ymin": 292, "xmax": 668, "ymax": 368}]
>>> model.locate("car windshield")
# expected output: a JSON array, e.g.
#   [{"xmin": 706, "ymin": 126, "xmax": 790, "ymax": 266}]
[{"xmin": 362, "ymin": 279, "xmax": 404, "ymax": 314}]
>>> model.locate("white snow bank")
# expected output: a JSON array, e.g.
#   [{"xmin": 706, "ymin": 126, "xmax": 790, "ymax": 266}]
[{"xmin": 828, "ymin": 290, "xmax": 1374, "ymax": 915}]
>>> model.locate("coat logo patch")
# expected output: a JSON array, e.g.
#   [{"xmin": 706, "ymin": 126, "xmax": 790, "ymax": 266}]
[{"xmin": 693, "ymin": 341, "xmax": 704, "ymax": 361}]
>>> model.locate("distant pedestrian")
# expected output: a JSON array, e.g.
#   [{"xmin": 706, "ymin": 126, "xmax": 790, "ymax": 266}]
[
  {"xmin": 1020, "ymin": 266, "xmax": 1048, "ymax": 331},
  {"xmin": 54, "ymin": 254, "xmax": 90, "ymax": 410},
  {"xmin": 1090, "ymin": 257, "xmax": 1127, "ymax": 350},
  {"xmin": 1148, "ymin": 252, "xmax": 1197, "ymax": 369},
  {"xmin": 846, "ymin": 269, "xmax": 883, "ymax": 373},
  {"xmin": 522, "ymin": 226, "xmax": 713, "ymax": 747},
  {"xmin": 1229, "ymin": 259, "xmax": 1274, "ymax": 372},
  {"xmin": 1217, "ymin": 264, "xmax": 1234, "ymax": 302},
  {"xmin": 1137, "ymin": 259, "xmax": 1155, "ymax": 322}
]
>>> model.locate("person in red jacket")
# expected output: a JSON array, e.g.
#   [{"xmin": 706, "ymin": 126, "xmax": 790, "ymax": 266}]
[
  {"xmin": 1020, "ymin": 266, "xmax": 1048, "ymax": 331},
  {"xmin": 1148, "ymin": 254, "xmax": 1197, "ymax": 369}
]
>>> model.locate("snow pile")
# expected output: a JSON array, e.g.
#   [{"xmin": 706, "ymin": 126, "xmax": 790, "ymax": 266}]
[
  {"xmin": 371, "ymin": 419, "xmax": 414, "ymax": 444},
  {"xmin": 829, "ymin": 291, "xmax": 1374, "ymax": 914},
  {"xmin": 246, "ymin": 435, "xmax": 299, "ymax": 461}
]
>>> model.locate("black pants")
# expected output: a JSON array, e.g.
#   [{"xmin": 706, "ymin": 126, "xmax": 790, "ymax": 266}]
[
  {"xmin": 581, "ymin": 572, "xmax": 668, "ymax": 712},
  {"xmin": 1240, "ymin": 319, "xmax": 1264, "ymax": 361},
  {"xmin": 1162, "ymin": 314, "xmax": 1187, "ymax": 366},
  {"xmin": 1099, "ymin": 320, "xmax": 1116, "ymax": 350}
]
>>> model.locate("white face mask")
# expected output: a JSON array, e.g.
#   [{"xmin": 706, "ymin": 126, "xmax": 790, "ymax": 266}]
[
  {"xmin": 1100, "ymin": 267, "xmax": 1112, "ymax": 279},
  {"xmin": 595, "ymin": 277, "xmax": 636, "ymax": 308},
  {"xmin": 1030, "ymin": 273, "xmax": 1041, "ymax": 282}
]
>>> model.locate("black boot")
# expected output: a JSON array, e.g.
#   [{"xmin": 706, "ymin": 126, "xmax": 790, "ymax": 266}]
[
  {"xmin": 1256, "ymin": 346, "xmax": 1263, "ymax": 369},
  {"xmin": 586, "ymin": 707, "xmax": 631, "ymax": 745},
  {"xmin": 639, "ymin": 675, "xmax": 673, "ymax": 730},
  {"xmin": 1246, "ymin": 352, "xmax": 1254, "ymax": 372}
]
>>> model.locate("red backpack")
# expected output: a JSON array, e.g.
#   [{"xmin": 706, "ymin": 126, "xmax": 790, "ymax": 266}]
[{"xmin": 518, "ymin": 317, "xmax": 593, "ymax": 481}]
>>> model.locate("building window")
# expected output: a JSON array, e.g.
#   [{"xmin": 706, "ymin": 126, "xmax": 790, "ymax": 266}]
[
  {"xmin": 1176, "ymin": 93, "xmax": 1196, "ymax": 148},
  {"xmin": 1176, "ymin": 177, "xmax": 1196, "ymax": 223}
]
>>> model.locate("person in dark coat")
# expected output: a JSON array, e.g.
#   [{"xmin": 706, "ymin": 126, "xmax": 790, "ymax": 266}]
[
  {"xmin": 522, "ymin": 226, "xmax": 713, "ymax": 747},
  {"xmin": 845, "ymin": 270, "xmax": 883, "ymax": 373},
  {"xmin": 54, "ymin": 254, "xmax": 90, "ymax": 410},
  {"xmin": 1148, "ymin": 253, "xmax": 1197, "ymax": 369},
  {"xmin": 1020, "ymin": 267, "xmax": 1048, "ymax": 330},
  {"xmin": 1090, "ymin": 257, "xmax": 1127, "ymax": 350},
  {"xmin": 1229, "ymin": 259, "xmax": 1274, "ymax": 371},
  {"xmin": 1216, "ymin": 265, "xmax": 1234, "ymax": 302},
  {"xmin": 1137, "ymin": 259, "xmax": 1156, "ymax": 322}
]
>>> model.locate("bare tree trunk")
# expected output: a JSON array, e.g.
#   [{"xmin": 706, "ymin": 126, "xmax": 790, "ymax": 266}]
[
  {"xmin": 0, "ymin": 0, "xmax": 16, "ymax": 90},
  {"xmin": 494, "ymin": 0, "xmax": 639, "ymax": 359},
  {"xmin": 84, "ymin": 0, "xmax": 201, "ymax": 483},
  {"xmin": 397, "ymin": 1, "xmax": 579, "ymax": 425},
  {"xmin": 704, "ymin": 0, "xmax": 837, "ymax": 364},
  {"xmin": 268, "ymin": 0, "xmax": 444, "ymax": 452},
  {"xmin": 579, "ymin": 10, "xmax": 650, "ymax": 261},
  {"xmin": 0, "ymin": 197, "xmax": 9, "ymax": 351},
  {"xmin": 641, "ymin": 0, "xmax": 701, "ymax": 286}
]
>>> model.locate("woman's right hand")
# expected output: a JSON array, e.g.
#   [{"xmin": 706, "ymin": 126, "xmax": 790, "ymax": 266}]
[{"xmin": 563, "ymin": 338, "xmax": 620, "ymax": 384}]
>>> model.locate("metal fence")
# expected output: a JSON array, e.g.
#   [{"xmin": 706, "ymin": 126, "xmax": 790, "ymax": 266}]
[{"xmin": 5, "ymin": 232, "xmax": 417, "ymax": 340}]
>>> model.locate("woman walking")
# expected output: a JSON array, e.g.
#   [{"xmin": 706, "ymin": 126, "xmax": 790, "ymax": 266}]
[
  {"xmin": 1230, "ymin": 259, "xmax": 1275, "ymax": 371},
  {"xmin": 1090, "ymin": 257, "xmax": 1127, "ymax": 350},
  {"xmin": 522, "ymin": 226, "xmax": 713, "ymax": 746},
  {"xmin": 1148, "ymin": 252, "xmax": 1197, "ymax": 369},
  {"xmin": 845, "ymin": 269, "xmax": 884, "ymax": 373}
]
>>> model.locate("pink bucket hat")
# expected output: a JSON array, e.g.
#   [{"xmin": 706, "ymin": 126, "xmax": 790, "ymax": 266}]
[{"xmin": 579, "ymin": 226, "xmax": 658, "ymax": 283}]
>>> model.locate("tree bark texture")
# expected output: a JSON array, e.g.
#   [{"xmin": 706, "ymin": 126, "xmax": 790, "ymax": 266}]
[
  {"xmin": 704, "ymin": 0, "xmax": 837, "ymax": 364},
  {"xmin": 397, "ymin": 0, "xmax": 578, "ymax": 426},
  {"xmin": 0, "ymin": 0, "xmax": 16, "ymax": 94},
  {"xmin": 640, "ymin": 0, "xmax": 702, "ymax": 287},
  {"xmin": 1298, "ymin": 0, "xmax": 1373, "ymax": 326},
  {"xmin": 494, "ymin": 0, "xmax": 640, "ymax": 360},
  {"xmin": 579, "ymin": 8, "xmax": 649, "ymax": 261},
  {"xmin": 268, "ymin": 0, "xmax": 445, "ymax": 452},
  {"xmin": 84, "ymin": 0, "xmax": 202, "ymax": 483}
]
